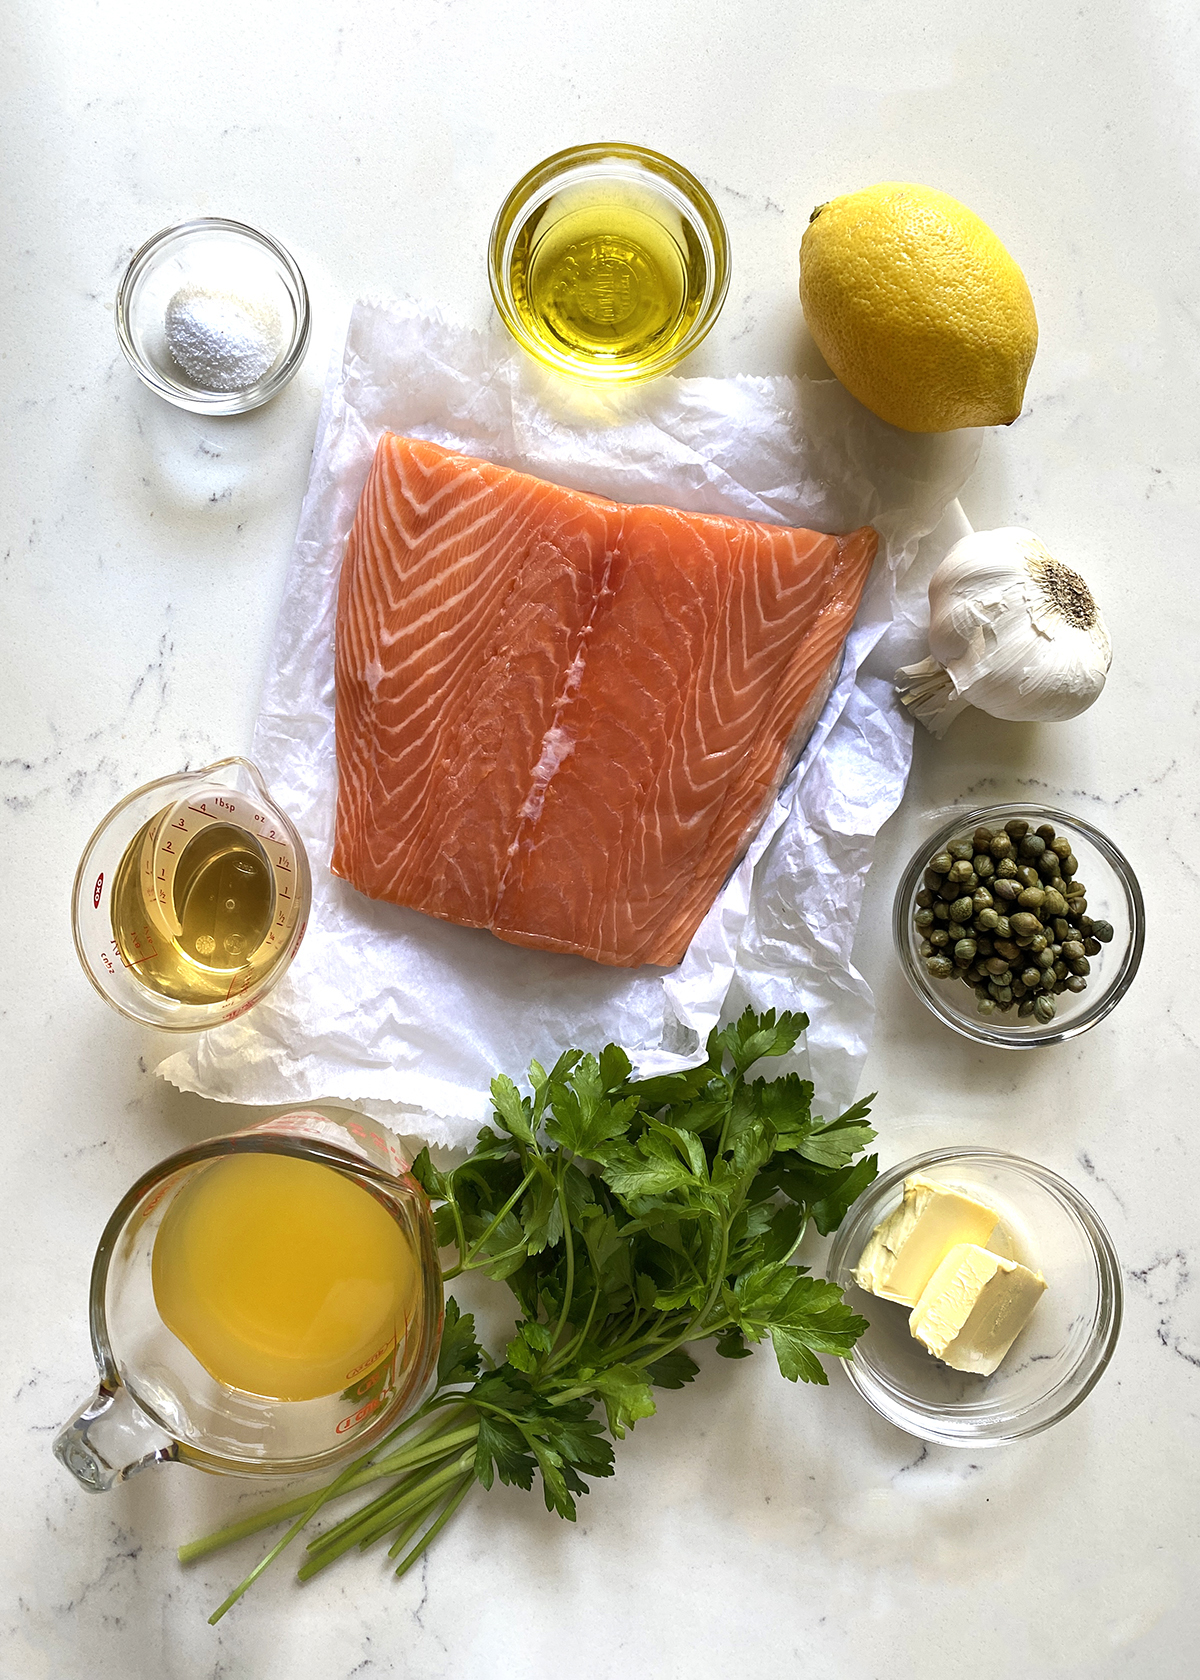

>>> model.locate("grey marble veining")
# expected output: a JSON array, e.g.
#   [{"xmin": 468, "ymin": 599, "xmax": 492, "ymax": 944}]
[{"xmin": 2, "ymin": 2, "xmax": 1198, "ymax": 1676}]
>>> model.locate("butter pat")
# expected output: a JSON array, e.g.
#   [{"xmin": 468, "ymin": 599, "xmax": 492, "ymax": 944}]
[
  {"xmin": 910, "ymin": 1243, "xmax": 1047, "ymax": 1376},
  {"xmin": 852, "ymin": 1176, "xmax": 1000, "ymax": 1307}
]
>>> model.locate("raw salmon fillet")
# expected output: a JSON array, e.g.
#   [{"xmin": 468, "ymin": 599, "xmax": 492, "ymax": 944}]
[{"xmin": 333, "ymin": 435, "xmax": 878, "ymax": 968}]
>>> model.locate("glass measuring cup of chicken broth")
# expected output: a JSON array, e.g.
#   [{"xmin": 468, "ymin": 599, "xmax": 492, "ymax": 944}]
[
  {"xmin": 54, "ymin": 1110, "xmax": 443, "ymax": 1490},
  {"xmin": 489, "ymin": 143, "xmax": 729, "ymax": 382},
  {"xmin": 72, "ymin": 757, "xmax": 310, "ymax": 1030}
]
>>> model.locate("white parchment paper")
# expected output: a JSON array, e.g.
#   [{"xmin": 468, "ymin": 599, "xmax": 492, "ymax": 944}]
[{"xmin": 159, "ymin": 301, "xmax": 979, "ymax": 1146}]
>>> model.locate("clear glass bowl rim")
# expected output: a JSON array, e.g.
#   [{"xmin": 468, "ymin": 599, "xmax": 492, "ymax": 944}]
[
  {"xmin": 892, "ymin": 802, "xmax": 1145, "ymax": 1049},
  {"xmin": 114, "ymin": 216, "xmax": 312, "ymax": 414},
  {"xmin": 826, "ymin": 1145, "xmax": 1124, "ymax": 1445},
  {"xmin": 487, "ymin": 141, "xmax": 731, "ymax": 383}
]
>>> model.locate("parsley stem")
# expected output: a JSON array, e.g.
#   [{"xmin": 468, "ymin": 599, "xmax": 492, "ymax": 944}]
[
  {"xmin": 179, "ymin": 1408, "xmax": 471, "ymax": 1565},
  {"xmin": 545, "ymin": 1278, "xmax": 602, "ymax": 1374},
  {"xmin": 440, "ymin": 1164, "xmax": 538, "ymax": 1280},
  {"xmin": 206, "ymin": 1448, "xmax": 369, "ymax": 1624},
  {"xmin": 392, "ymin": 1474, "xmax": 475, "ymax": 1579},
  {"xmin": 297, "ymin": 1451, "xmax": 475, "ymax": 1578},
  {"xmin": 548, "ymin": 1172, "xmax": 575, "ymax": 1355},
  {"xmin": 384, "ymin": 1490, "xmax": 447, "ymax": 1561}
]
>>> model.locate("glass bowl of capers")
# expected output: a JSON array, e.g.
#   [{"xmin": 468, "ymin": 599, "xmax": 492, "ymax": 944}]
[{"xmin": 893, "ymin": 805, "xmax": 1144, "ymax": 1047}]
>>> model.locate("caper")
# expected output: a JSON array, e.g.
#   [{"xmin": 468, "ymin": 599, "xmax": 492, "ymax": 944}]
[{"xmin": 915, "ymin": 817, "xmax": 1109, "ymax": 1022}]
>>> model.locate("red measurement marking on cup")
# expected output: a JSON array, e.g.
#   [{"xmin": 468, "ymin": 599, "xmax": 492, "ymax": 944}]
[
  {"xmin": 115, "ymin": 928, "xmax": 158, "ymax": 969},
  {"xmin": 93, "ymin": 873, "xmax": 104, "ymax": 909},
  {"xmin": 335, "ymin": 1394, "xmax": 388, "ymax": 1435}
]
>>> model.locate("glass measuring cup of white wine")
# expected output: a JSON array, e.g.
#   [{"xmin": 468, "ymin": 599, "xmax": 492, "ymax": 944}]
[{"xmin": 72, "ymin": 757, "xmax": 311, "ymax": 1031}]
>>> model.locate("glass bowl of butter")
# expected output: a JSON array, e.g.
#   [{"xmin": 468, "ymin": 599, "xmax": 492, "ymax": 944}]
[{"xmin": 826, "ymin": 1148, "xmax": 1122, "ymax": 1445}]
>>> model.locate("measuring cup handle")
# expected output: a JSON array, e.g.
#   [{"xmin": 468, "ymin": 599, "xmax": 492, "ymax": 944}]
[{"xmin": 53, "ymin": 1381, "xmax": 178, "ymax": 1492}]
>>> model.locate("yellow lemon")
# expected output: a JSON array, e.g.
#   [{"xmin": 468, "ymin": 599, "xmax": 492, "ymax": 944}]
[{"xmin": 799, "ymin": 182, "xmax": 1038, "ymax": 433}]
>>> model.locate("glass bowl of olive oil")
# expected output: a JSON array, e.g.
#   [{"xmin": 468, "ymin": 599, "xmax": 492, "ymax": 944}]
[{"xmin": 489, "ymin": 142, "xmax": 730, "ymax": 383}]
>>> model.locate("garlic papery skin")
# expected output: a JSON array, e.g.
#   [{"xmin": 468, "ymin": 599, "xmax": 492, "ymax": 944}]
[{"xmin": 895, "ymin": 528, "xmax": 1112, "ymax": 738}]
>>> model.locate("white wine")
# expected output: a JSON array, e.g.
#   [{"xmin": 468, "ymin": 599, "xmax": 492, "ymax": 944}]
[{"xmin": 110, "ymin": 812, "xmax": 281, "ymax": 1005}]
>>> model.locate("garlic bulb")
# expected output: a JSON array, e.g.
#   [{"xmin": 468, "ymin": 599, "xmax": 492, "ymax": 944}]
[{"xmin": 895, "ymin": 528, "xmax": 1112, "ymax": 738}]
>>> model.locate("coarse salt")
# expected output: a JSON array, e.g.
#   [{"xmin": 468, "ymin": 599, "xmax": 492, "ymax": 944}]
[{"xmin": 164, "ymin": 284, "xmax": 284, "ymax": 393}]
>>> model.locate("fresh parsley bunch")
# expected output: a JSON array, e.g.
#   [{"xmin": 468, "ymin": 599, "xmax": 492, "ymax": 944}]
[{"xmin": 189, "ymin": 1009, "xmax": 876, "ymax": 1621}]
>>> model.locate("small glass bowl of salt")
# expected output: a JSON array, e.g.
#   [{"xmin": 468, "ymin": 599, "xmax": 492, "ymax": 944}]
[{"xmin": 116, "ymin": 218, "xmax": 310, "ymax": 414}]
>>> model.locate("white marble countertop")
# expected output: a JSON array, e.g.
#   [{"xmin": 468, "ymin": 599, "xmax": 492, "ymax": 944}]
[{"xmin": 3, "ymin": 2, "xmax": 1197, "ymax": 1675}]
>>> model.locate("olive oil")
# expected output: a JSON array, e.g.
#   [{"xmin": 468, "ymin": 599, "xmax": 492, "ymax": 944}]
[
  {"xmin": 110, "ymin": 811, "xmax": 279, "ymax": 1005},
  {"xmin": 508, "ymin": 186, "xmax": 707, "ymax": 375},
  {"xmin": 152, "ymin": 1153, "xmax": 420, "ymax": 1401}
]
